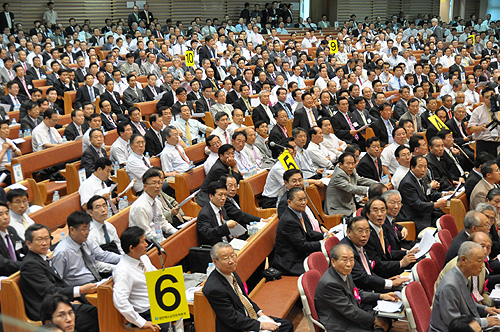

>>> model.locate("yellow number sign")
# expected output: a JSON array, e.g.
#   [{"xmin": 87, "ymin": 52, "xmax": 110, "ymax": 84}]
[
  {"xmin": 428, "ymin": 114, "xmax": 449, "ymax": 131},
  {"xmin": 146, "ymin": 265, "xmax": 190, "ymax": 324},
  {"xmin": 329, "ymin": 40, "xmax": 338, "ymax": 54},
  {"xmin": 185, "ymin": 51, "xmax": 195, "ymax": 67},
  {"xmin": 278, "ymin": 150, "xmax": 298, "ymax": 171}
]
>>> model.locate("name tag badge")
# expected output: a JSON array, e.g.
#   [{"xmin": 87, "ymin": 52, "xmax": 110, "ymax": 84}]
[
  {"xmin": 353, "ymin": 122, "xmax": 359, "ymax": 127},
  {"xmin": 367, "ymin": 119, "xmax": 372, "ymax": 124},
  {"xmin": 426, "ymin": 188, "xmax": 432, "ymax": 196},
  {"xmin": 27, "ymin": 85, "xmax": 33, "ymax": 89}
]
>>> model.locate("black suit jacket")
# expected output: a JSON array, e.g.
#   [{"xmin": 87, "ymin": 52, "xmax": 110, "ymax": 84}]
[
  {"xmin": 74, "ymin": 67, "xmax": 89, "ymax": 83},
  {"xmin": 398, "ymin": 171, "xmax": 443, "ymax": 233},
  {"xmin": 317, "ymin": 104, "xmax": 335, "ymax": 118},
  {"xmin": 196, "ymin": 203, "xmax": 231, "ymax": 245},
  {"xmin": 26, "ymin": 67, "xmax": 47, "ymax": 81},
  {"xmin": 272, "ymin": 206, "xmax": 323, "ymax": 276},
  {"xmin": 156, "ymin": 90, "xmax": 176, "ymax": 111},
  {"xmin": 371, "ymin": 118, "xmax": 396, "ymax": 147},
  {"xmin": 100, "ymin": 90, "xmax": 126, "ymax": 115},
  {"xmin": 0, "ymin": 226, "xmax": 23, "ymax": 276},
  {"xmin": 226, "ymin": 90, "xmax": 239, "ymax": 104},
  {"xmin": 383, "ymin": 217, "xmax": 405, "ymax": 252},
  {"xmin": 339, "ymin": 237, "xmax": 387, "ymax": 292},
  {"xmin": 364, "ymin": 224, "xmax": 404, "ymax": 279},
  {"xmin": 20, "ymin": 250, "xmax": 74, "ymax": 321},
  {"xmin": 197, "ymin": 159, "xmax": 243, "ymax": 207},
  {"xmin": 268, "ymin": 124, "xmax": 288, "ymax": 158},
  {"xmin": 144, "ymin": 128, "xmax": 166, "ymax": 157},
  {"xmin": 171, "ymin": 101, "xmax": 194, "ymax": 116},
  {"xmin": 251, "ymin": 104, "xmax": 273, "ymax": 125},
  {"xmin": 0, "ymin": 11, "xmax": 14, "ymax": 34},
  {"xmin": 194, "ymin": 96, "xmax": 215, "ymax": 115},
  {"xmin": 81, "ymin": 146, "xmax": 107, "ymax": 177},
  {"xmin": 331, "ymin": 111, "xmax": 365, "ymax": 145},
  {"xmin": 75, "ymin": 85, "xmax": 100, "ymax": 109},
  {"xmin": 356, "ymin": 153, "xmax": 382, "ymax": 181},
  {"xmin": 445, "ymin": 229, "xmax": 469, "ymax": 264},
  {"xmin": 292, "ymin": 107, "xmax": 319, "ymax": 133},
  {"xmin": 224, "ymin": 195, "xmax": 258, "ymax": 226},
  {"xmin": 20, "ymin": 116, "xmax": 42, "ymax": 132},
  {"xmin": 100, "ymin": 113, "xmax": 118, "ymax": 131},
  {"xmin": 12, "ymin": 77, "xmax": 33, "ymax": 101},
  {"xmin": 465, "ymin": 170, "xmax": 482, "ymax": 203},
  {"xmin": 449, "ymin": 64, "xmax": 466, "ymax": 76},
  {"xmin": 426, "ymin": 153, "xmax": 454, "ymax": 191},
  {"xmin": 130, "ymin": 121, "xmax": 148, "ymax": 135},
  {"xmin": 187, "ymin": 91, "xmax": 201, "ymax": 101},
  {"xmin": 199, "ymin": 45, "xmax": 217, "ymax": 62},
  {"xmin": 142, "ymin": 85, "xmax": 162, "ymax": 102},
  {"xmin": 202, "ymin": 270, "xmax": 261, "ymax": 332},
  {"xmin": 445, "ymin": 118, "xmax": 469, "ymax": 146},
  {"xmin": 63, "ymin": 121, "xmax": 88, "ymax": 141},
  {"xmin": 232, "ymin": 97, "xmax": 251, "ymax": 114}
]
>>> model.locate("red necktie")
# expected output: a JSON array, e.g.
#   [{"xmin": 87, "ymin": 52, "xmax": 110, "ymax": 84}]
[
  {"xmin": 175, "ymin": 145, "xmax": 190, "ymax": 164},
  {"xmin": 374, "ymin": 158, "xmax": 381, "ymax": 180}
]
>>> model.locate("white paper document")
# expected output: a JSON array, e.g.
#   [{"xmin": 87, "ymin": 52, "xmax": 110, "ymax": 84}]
[
  {"xmin": 229, "ymin": 238, "xmax": 248, "ymax": 250},
  {"xmin": 178, "ymin": 189, "xmax": 200, "ymax": 208},
  {"xmin": 177, "ymin": 218, "xmax": 196, "ymax": 229},
  {"xmin": 229, "ymin": 223, "xmax": 247, "ymax": 238},
  {"xmin": 374, "ymin": 300, "xmax": 403, "ymax": 313},
  {"xmin": 11, "ymin": 138, "xmax": 25, "ymax": 144},
  {"xmin": 186, "ymin": 286, "xmax": 202, "ymax": 302},
  {"xmin": 118, "ymin": 180, "xmax": 136, "ymax": 197},
  {"xmin": 258, "ymin": 315, "xmax": 281, "ymax": 332},
  {"xmin": 96, "ymin": 183, "xmax": 118, "ymax": 196},
  {"xmin": 412, "ymin": 228, "xmax": 436, "ymax": 259}
]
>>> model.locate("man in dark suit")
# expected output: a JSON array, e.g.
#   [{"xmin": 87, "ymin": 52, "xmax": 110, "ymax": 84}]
[
  {"xmin": 315, "ymin": 243, "xmax": 395, "ymax": 332},
  {"xmin": 196, "ymin": 181, "xmax": 244, "ymax": 246},
  {"xmin": 74, "ymin": 73, "xmax": 100, "ymax": 109},
  {"xmin": 340, "ymin": 216, "xmax": 409, "ymax": 293},
  {"xmin": 20, "ymin": 101, "xmax": 43, "ymax": 132},
  {"xmin": 252, "ymin": 91, "xmax": 275, "ymax": 126},
  {"xmin": 203, "ymin": 242, "xmax": 293, "ymax": 332},
  {"xmin": 444, "ymin": 211, "xmax": 489, "ymax": 264},
  {"xmin": 0, "ymin": 201, "xmax": 24, "ymax": 277},
  {"xmin": 156, "ymin": 85, "xmax": 177, "ymax": 111},
  {"xmin": 292, "ymin": 92, "xmax": 319, "ymax": 134},
  {"xmin": 465, "ymin": 152, "xmax": 492, "ymax": 202},
  {"xmin": 357, "ymin": 137, "xmax": 383, "ymax": 181},
  {"xmin": 317, "ymin": 91, "xmax": 336, "ymax": 118},
  {"xmin": 371, "ymin": 103, "xmax": 396, "ymax": 147},
  {"xmin": 127, "ymin": 6, "xmax": 140, "ymax": 29},
  {"xmin": 12, "ymin": 64, "xmax": 34, "ymax": 102},
  {"xmin": 171, "ymin": 87, "xmax": 195, "ymax": 116},
  {"xmin": 426, "ymin": 136, "xmax": 455, "ymax": 191},
  {"xmin": 194, "ymin": 85, "xmax": 216, "ymax": 115},
  {"xmin": 144, "ymin": 113, "xmax": 166, "ymax": 157},
  {"xmin": 393, "ymin": 87, "xmax": 410, "ymax": 120},
  {"xmin": 445, "ymin": 105, "xmax": 475, "ymax": 166},
  {"xmin": 74, "ymin": 60, "xmax": 89, "ymax": 83},
  {"xmin": 0, "ymin": 3, "xmax": 14, "ymax": 34},
  {"xmin": 63, "ymin": 109, "xmax": 89, "ymax": 141},
  {"xmin": 81, "ymin": 129, "xmax": 107, "ymax": 177},
  {"xmin": 138, "ymin": 3, "xmax": 154, "ymax": 25},
  {"xmin": 273, "ymin": 187, "xmax": 324, "ymax": 276},
  {"xmin": 272, "ymin": 87, "xmax": 293, "ymax": 118},
  {"xmin": 100, "ymin": 80, "xmax": 127, "ymax": 120},
  {"xmin": 331, "ymin": 97, "xmax": 365, "ymax": 149},
  {"xmin": 198, "ymin": 36, "xmax": 217, "ymax": 63},
  {"xmin": 142, "ymin": 74, "xmax": 162, "ymax": 102},
  {"xmin": 123, "ymin": 74, "xmax": 145, "ymax": 109},
  {"xmin": 399, "ymin": 155, "xmax": 447, "ymax": 234},
  {"xmin": 26, "ymin": 58, "xmax": 47, "ymax": 81},
  {"xmin": 20, "ymin": 224, "xmax": 99, "ymax": 331},
  {"xmin": 268, "ymin": 109, "xmax": 289, "ymax": 158}
]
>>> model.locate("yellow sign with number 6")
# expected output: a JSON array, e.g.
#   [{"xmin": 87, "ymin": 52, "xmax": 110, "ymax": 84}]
[
  {"xmin": 329, "ymin": 40, "xmax": 338, "ymax": 54},
  {"xmin": 146, "ymin": 265, "xmax": 190, "ymax": 324}
]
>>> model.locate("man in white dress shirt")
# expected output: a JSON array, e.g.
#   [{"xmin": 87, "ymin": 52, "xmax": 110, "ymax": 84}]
[
  {"xmin": 113, "ymin": 226, "xmax": 165, "ymax": 331},
  {"xmin": 307, "ymin": 126, "xmax": 334, "ymax": 169},
  {"xmin": 160, "ymin": 126, "xmax": 192, "ymax": 174},
  {"xmin": 173, "ymin": 105, "xmax": 213, "ymax": 145},
  {"xmin": 129, "ymin": 168, "xmax": 177, "ymax": 242},
  {"xmin": 231, "ymin": 131, "xmax": 252, "ymax": 172},
  {"xmin": 31, "ymin": 109, "xmax": 63, "ymax": 152},
  {"xmin": 204, "ymin": 134, "xmax": 222, "ymax": 175},
  {"xmin": 79, "ymin": 158, "xmax": 120, "ymax": 209},
  {"xmin": 6, "ymin": 188, "xmax": 34, "ymax": 240},
  {"xmin": 211, "ymin": 112, "xmax": 232, "ymax": 146},
  {"xmin": 125, "ymin": 134, "xmax": 153, "ymax": 193},
  {"xmin": 110, "ymin": 122, "xmax": 133, "ymax": 167},
  {"xmin": 318, "ymin": 117, "xmax": 346, "ymax": 163},
  {"xmin": 381, "ymin": 126, "xmax": 407, "ymax": 176},
  {"xmin": 0, "ymin": 119, "xmax": 21, "ymax": 184},
  {"xmin": 391, "ymin": 145, "xmax": 412, "ymax": 190}
]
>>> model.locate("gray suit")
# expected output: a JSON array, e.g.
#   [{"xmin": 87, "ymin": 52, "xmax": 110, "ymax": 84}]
[
  {"xmin": 324, "ymin": 165, "xmax": 377, "ymax": 216},
  {"xmin": 140, "ymin": 61, "xmax": 161, "ymax": 77},
  {"xmin": 429, "ymin": 266, "xmax": 488, "ymax": 332},
  {"xmin": 399, "ymin": 111, "xmax": 424, "ymax": 132},
  {"xmin": 123, "ymin": 86, "xmax": 145, "ymax": 109},
  {"xmin": 119, "ymin": 62, "xmax": 141, "ymax": 76},
  {"xmin": 253, "ymin": 135, "xmax": 276, "ymax": 168},
  {"xmin": 0, "ymin": 67, "xmax": 13, "ymax": 88},
  {"xmin": 315, "ymin": 266, "xmax": 380, "ymax": 332},
  {"xmin": 210, "ymin": 103, "xmax": 233, "ymax": 121}
]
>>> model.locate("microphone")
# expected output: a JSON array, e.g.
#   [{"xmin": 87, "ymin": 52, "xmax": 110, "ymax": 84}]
[
  {"xmin": 150, "ymin": 237, "xmax": 167, "ymax": 255},
  {"xmin": 269, "ymin": 141, "xmax": 287, "ymax": 150}
]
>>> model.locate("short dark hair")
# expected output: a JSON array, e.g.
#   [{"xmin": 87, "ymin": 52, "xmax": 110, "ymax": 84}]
[
  {"xmin": 448, "ymin": 315, "xmax": 476, "ymax": 332},
  {"xmin": 142, "ymin": 168, "xmax": 162, "ymax": 184},
  {"xmin": 218, "ymin": 143, "xmax": 234, "ymax": 156},
  {"xmin": 67, "ymin": 211, "xmax": 92, "ymax": 229},
  {"xmin": 87, "ymin": 195, "xmax": 107, "ymax": 210},
  {"xmin": 395, "ymin": 144, "xmax": 410, "ymax": 158},
  {"xmin": 475, "ymin": 152, "xmax": 494, "ymax": 168},
  {"xmin": 207, "ymin": 181, "xmax": 227, "ymax": 196},
  {"xmin": 95, "ymin": 157, "xmax": 112, "ymax": 171},
  {"xmin": 117, "ymin": 121, "xmax": 131, "ymax": 135},
  {"xmin": 40, "ymin": 294, "xmax": 73, "ymax": 325},
  {"xmin": 6, "ymin": 188, "xmax": 28, "ymax": 203},
  {"xmin": 120, "ymin": 226, "xmax": 145, "ymax": 254},
  {"xmin": 365, "ymin": 137, "xmax": 380, "ymax": 148},
  {"xmin": 347, "ymin": 216, "xmax": 367, "ymax": 230},
  {"xmin": 25, "ymin": 224, "xmax": 50, "ymax": 243},
  {"xmin": 410, "ymin": 155, "xmax": 426, "ymax": 168},
  {"xmin": 368, "ymin": 184, "xmax": 387, "ymax": 199},
  {"xmin": 481, "ymin": 160, "xmax": 497, "ymax": 178},
  {"xmin": 339, "ymin": 152, "xmax": 355, "ymax": 164},
  {"xmin": 287, "ymin": 186, "xmax": 304, "ymax": 201},
  {"xmin": 363, "ymin": 196, "xmax": 386, "ymax": 218},
  {"xmin": 283, "ymin": 169, "xmax": 303, "ymax": 182},
  {"xmin": 409, "ymin": 134, "xmax": 425, "ymax": 153}
]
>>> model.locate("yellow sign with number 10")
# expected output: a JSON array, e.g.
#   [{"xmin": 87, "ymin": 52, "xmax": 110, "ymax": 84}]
[
  {"xmin": 146, "ymin": 265, "xmax": 190, "ymax": 324},
  {"xmin": 185, "ymin": 51, "xmax": 195, "ymax": 67},
  {"xmin": 329, "ymin": 40, "xmax": 338, "ymax": 54}
]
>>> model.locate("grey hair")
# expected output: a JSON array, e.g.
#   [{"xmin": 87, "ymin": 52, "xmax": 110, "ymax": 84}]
[
  {"xmin": 259, "ymin": 90, "xmax": 270, "ymax": 99},
  {"xmin": 330, "ymin": 243, "xmax": 354, "ymax": 260},
  {"xmin": 457, "ymin": 241, "xmax": 481, "ymax": 260},
  {"xmin": 163, "ymin": 125, "xmax": 177, "ymax": 138},
  {"xmin": 210, "ymin": 242, "xmax": 233, "ymax": 259},
  {"xmin": 381, "ymin": 190, "xmax": 401, "ymax": 201},
  {"xmin": 475, "ymin": 202, "xmax": 496, "ymax": 216},
  {"xmin": 463, "ymin": 210, "xmax": 484, "ymax": 230},
  {"xmin": 453, "ymin": 103, "xmax": 466, "ymax": 112}
]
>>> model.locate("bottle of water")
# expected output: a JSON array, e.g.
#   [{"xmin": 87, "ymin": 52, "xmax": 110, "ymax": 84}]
[
  {"xmin": 26, "ymin": 129, "xmax": 31, "ymax": 137},
  {"xmin": 200, "ymin": 135, "xmax": 205, "ymax": 143},
  {"xmin": 145, "ymin": 152, "xmax": 150, "ymax": 162},
  {"xmin": 117, "ymin": 198, "xmax": 124, "ymax": 211},
  {"xmin": 245, "ymin": 109, "xmax": 249, "ymax": 116},
  {"xmin": 253, "ymin": 221, "xmax": 258, "ymax": 235},
  {"xmin": 156, "ymin": 229, "xmax": 163, "ymax": 243},
  {"xmin": 60, "ymin": 232, "xmax": 66, "ymax": 241},
  {"xmin": 186, "ymin": 140, "xmax": 190, "ymax": 147},
  {"xmin": 242, "ymin": 168, "xmax": 248, "ymax": 179},
  {"xmin": 123, "ymin": 196, "xmax": 128, "ymax": 208},
  {"xmin": 251, "ymin": 166, "xmax": 257, "ymax": 176},
  {"xmin": 113, "ymin": 161, "xmax": 119, "ymax": 175},
  {"xmin": 11, "ymin": 118, "xmax": 16, "ymax": 125},
  {"xmin": 189, "ymin": 161, "xmax": 194, "ymax": 169},
  {"xmin": 18, "ymin": 129, "xmax": 23, "ymax": 138},
  {"xmin": 206, "ymin": 262, "xmax": 215, "ymax": 277},
  {"xmin": 52, "ymin": 191, "xmax": 60, "ymax": 203},
  {"xmin": 62, "ymin": 136, "xmax": 67, "ymax": 143},
  {"xmin": 107, "ymin": 205, "xmax": 113, "ymax": 218}
]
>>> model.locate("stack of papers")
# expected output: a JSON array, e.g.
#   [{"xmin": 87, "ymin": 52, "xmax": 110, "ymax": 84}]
[
  {"xmin": 411, "ymin": 228, "xmax": 436, "ymax": 259},
  {"xmin": 374, "ymin": 300, "xmax": 403, "ymax": 313}
]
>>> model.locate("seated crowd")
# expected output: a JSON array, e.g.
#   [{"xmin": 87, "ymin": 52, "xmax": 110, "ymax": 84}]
[{"xmin": 0, "ymin": 2, "xmax": 499, "ymax": 331}]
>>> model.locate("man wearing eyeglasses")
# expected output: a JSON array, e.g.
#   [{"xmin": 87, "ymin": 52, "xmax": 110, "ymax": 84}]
[
  {"xmin": 20, "ymin": 223, "xmax": 100, "ymax": 332},
  {"xmin": 31, "ymin": 109, "xmax": 63, "ymax": 152},
  {"xmin": 203, "ymin": 242, "xmax": 294, "ymax": 332},
  {"xmin": 0, "ymin": 201, "xmax": 24, "ymax": 277},
  {"xmin": 6, "ymin": 188, "xmax": 34, "ymax": 240}
]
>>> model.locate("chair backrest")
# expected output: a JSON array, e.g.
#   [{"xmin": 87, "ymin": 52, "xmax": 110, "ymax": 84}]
[
  {"xmin": 429, "ymin": 242, "xmax": 447, "ymax": 270},
  {"xmin": 304, "ymin": 252, "xmax": 328, "ymax": 275},
  {"xmin": 323, "ymin": 236, "xmax": 339, "ymax": 259},
  {"xmin": 298, "ymin": 270, "xmax": 325, "ymax": 332},
  {"xmin": 414, "ymin": 258, "xmax": 440, "ymax": 304},
  {"xmin": 437, "ymin": 214, "xmax": 458, "ymax": 238},
  {"xmin": 402, "ymin": 281, "xmax": 431, "ymax": 332},
  {"xmin": 437, "ymin": 229, "xmax": 453, "ymax": 251},
  {"xmin": 355, "ymin": 207, "xmax": 363, "ymax": 217}
]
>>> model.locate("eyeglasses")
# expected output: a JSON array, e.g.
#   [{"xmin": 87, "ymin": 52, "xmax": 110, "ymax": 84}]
[
  {"xmin": 75, "ymin": 226, "xmax": 90, "ymax": 232},
  {"xmin": 352, "ymin": 228, "xmax": 370, "ymax": 235},
  {"xmin": 33, "ymin": 236, "xmax": 52, "ymax": 243},
  {"xmin": 218, "ymin": 254, "xmax": 237, "ymax": 262},
  {"xmin": 53, "ymin": 310, "xmax": 75, "ymax": 320},
  {"xmin": 12, "ymin": 199, "xmax": 28, "ymax": 205},
  {"xmin": 145, "ymin": 181, "xmax": 162, "ymax": 186}
]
